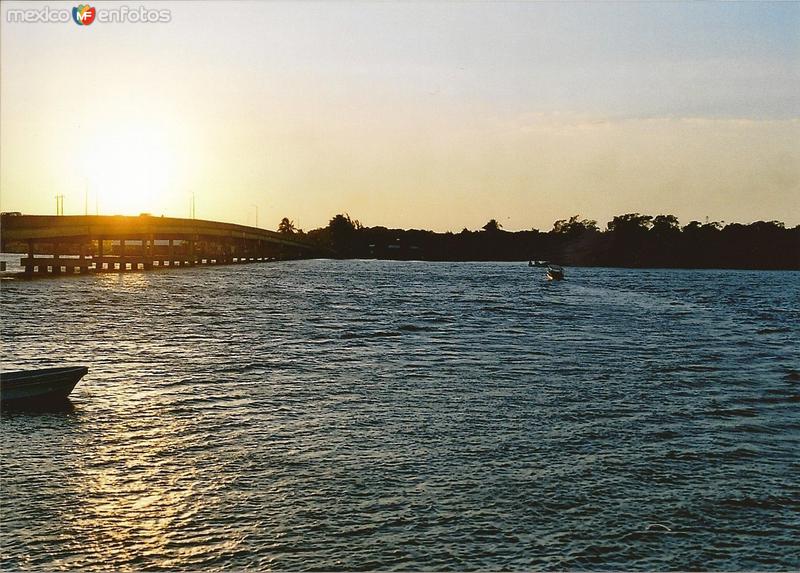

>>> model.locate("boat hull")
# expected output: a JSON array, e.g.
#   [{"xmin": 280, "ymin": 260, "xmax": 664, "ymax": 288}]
[
  {"xmin": 546, "ymin": 265, "xmax": 565, "ymax": 280},
  {"xmin": 1, "ymin": 366, "xmax": 88, "ymax": 403}
]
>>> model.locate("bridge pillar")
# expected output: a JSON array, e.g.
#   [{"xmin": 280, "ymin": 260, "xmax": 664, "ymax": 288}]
[
  {"xmin": 52, "ymin": 243, "xmax": 61, "ymax": 274},
  {"xmin": 79, "ymin": 242, "xmax": 87, "ymax": 274},
  {"xmin": 144, "ymin": 234, "xmax": 154, "ymax": 270},
  {"xmin": 24, "ymin": 240, "xmax": 34, "ymax": 274},
  {"xmin": 119, "ymin": 239, "xmax": 126, "ymax": 271},
  {"xmin": 97, "ymin": 238, "xmax": 104, "ymax": 271}
]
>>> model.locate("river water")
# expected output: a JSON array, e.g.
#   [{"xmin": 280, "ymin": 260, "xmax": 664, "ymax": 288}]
[{"xmin": 1, "ymin": 259, "xmax": 798, "ymax": 570}]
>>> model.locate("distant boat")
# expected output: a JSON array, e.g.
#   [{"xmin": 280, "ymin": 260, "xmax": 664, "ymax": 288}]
[
  {"xmin": 528, "ymin": 260, "xmax": 549, "ymax": 267},
  {"xmin": 0, "ymin": 366, "xmax": 88, "ymax": 403},
  {"xmin": 546, "ymin": 264, "xmax": 565, "ymax": 280}
]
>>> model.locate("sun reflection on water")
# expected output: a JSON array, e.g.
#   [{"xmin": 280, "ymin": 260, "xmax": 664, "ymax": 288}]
[{"xmin": 60, "ymin": 415, "xmax": 225, "ymax": 568}]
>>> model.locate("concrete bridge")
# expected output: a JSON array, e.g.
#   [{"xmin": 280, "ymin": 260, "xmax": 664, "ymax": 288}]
[{"xmin": 0, "ymin": 214, "xmax": 326, "ymax": 275}]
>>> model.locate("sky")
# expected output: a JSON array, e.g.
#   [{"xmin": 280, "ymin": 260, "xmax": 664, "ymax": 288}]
[{"xmin": 1, "ymin": 1, "xmax": 798, "ymax": 232}]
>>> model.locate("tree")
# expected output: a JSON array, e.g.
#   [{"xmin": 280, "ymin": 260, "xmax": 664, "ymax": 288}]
[
  {"xmin": 652, "ymin": 214, "xmax": 680, "ymax": 233},
  {"xmin": 607, "ymin": 213, "xmax": 653, "ymax": 233},
  {"xmin": 278, "ymin": 217, "xmax": 296, "ymax": 234},
  {"xmin": 552, "ymin": 215, "xmax": 598, "ymax": 236},
  {"xmin": 329, "ymin": 214, "xmax": 358, "ymax": 254},
  {"xmin": 749, "ymin": 220, "xmax": 784, "ymax": 232},
  {"xmin": 482, "ymin": 219, "xmax": 502, "ymax": 233},
  {"xmin": 683, "ymin": 220, "xmax": 703, "ymax": 234}
]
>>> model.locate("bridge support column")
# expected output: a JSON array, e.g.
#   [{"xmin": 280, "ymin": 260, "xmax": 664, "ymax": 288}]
[
  {"xmin": 144, "ymin": 234, "xmax": 154, "ymax": 270},
  {"xmin": 119, "ymin": 239, "xmax": 126, "ymax": 271},
  {"xmin": 96, "ymin": 238, "xmax": 104, "ymax": 271},
  {"xmin": 52, "ymin": 243, "xmax": 62, "ymax": 274},
  {"xmin": 24, "ymin": 240, "xmax": 34, "ymax": 274},
  {"xmin": 79, "ymin": 242, "xmax": 87, "ymax": 274}
]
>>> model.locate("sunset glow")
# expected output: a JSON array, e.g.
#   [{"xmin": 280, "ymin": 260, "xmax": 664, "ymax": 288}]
[
  {"xmin": 1, "ymin": 1, "xmax": 798, "ymax": 229},
  {"xmin": 83, "ymin": 124, "xmax": 175, "ymax": 215}
]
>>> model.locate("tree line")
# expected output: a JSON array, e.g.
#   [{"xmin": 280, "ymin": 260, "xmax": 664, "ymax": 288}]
[{"xmin": 273, "ymin": 213, "xmax": 799, "ymax": 270}]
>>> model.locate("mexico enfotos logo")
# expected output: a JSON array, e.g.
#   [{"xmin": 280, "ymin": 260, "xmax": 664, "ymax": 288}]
[
  {"xmin": 72, "ymin": 4, "xmax": 96, "ymax": 25},
  {"xmin": 6, "ymin": 4, "xmax": 171, "ymax": 24}
]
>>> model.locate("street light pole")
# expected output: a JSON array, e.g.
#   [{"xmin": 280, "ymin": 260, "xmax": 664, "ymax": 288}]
[{"xmin": 251, "ymin": 204, "xmax": 259, "ymax": 228}]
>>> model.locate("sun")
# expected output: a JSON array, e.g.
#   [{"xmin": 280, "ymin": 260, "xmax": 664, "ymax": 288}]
[{"xmin": 84, "ymin": 123, "xmax": 174, "ymax": 216}]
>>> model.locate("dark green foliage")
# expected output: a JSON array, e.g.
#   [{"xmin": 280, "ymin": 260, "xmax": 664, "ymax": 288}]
[
  {"xmin": 278, "ymin": 217, "xmax": 296, "ymax": 234},
  {"xmin": 552, "ymin": 215, "xmax": 599, "ymax": 236},
  {"xmin": 306, "ymin": 214, "xmax": 361, "ymax": 257},
  {"xmin": 303, "ymin": 213, "xmax": 799, "ymax": 269},
  {"xmin": 482, "ymin": 219, "xmax": 503, "ymax": 233}
]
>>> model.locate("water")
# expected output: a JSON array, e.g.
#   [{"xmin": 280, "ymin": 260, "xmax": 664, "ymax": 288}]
[{"xmin": 1, "ymin": 259, "xmax": 799, "ymax": 571}]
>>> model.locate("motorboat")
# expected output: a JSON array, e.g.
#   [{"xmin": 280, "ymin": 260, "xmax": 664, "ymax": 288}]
[
  {"xmin": 1, "ymin": 366, "xmax": 88, "ymax": 403},
  {"xmin": 529, "ymin": 260, "xmax": 549, "ymax": 267},
  {"xmin": 546, "ymin": 264, "xmax": 565, "ymax": 280}
]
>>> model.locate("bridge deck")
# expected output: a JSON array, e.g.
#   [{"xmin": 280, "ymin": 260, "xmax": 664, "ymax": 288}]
[
  {"xmin": 1, "ymin": 214, "xmax": 324, "ymax": 275},
  {"xmin": 1, "ymin": 214, "xmax": 311, "ymax": 247}
]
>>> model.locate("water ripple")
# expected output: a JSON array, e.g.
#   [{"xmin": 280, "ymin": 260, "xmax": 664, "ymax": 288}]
[{"xmin": 2, "ymin": 261, "xmax": 799, "ymax": 570}]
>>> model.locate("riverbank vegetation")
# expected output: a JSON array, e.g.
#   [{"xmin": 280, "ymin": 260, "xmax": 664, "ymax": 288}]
[{"xmin": 277, "ymin": 213, "xmax": 799, "ymax": 270}]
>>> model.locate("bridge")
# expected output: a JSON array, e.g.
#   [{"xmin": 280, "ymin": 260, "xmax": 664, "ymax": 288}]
[{"xmin": 0, "ymin": 214, "xmax": 327, "ymax": 275}]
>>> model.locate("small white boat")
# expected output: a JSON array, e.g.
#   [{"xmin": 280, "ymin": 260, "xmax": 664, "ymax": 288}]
[
  {"xmin": 1, "ymin": 366, "xmax": 88, "ymax": 403},
  {"xmin": 546, "ymin": 264, "xmax": 565, "ymax": 280}
]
